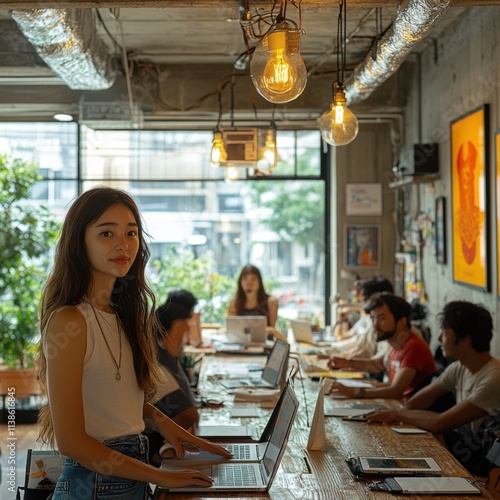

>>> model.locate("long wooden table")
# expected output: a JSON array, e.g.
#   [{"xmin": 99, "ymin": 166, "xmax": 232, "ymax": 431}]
[{"xmin": 154, "ymin": 353, "xmax": 491, "ymax": 499}]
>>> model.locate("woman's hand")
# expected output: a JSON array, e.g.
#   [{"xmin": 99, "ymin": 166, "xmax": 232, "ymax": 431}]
[
  {"xmin": 159, "ymin": 418, "xmax": 233, "ymax": 459},
  {"xmin": 156, "ymin": 468, "xmax": 214, "ymax": 488}
]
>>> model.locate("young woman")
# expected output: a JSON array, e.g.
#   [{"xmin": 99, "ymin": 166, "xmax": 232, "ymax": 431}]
[
  {"xmin": 227, "ymin": 264, "xmax": 278, "ymax": 327},
  {"xmin": 38, "ymin": 187, "xmax": 230, "ymax": 499}
]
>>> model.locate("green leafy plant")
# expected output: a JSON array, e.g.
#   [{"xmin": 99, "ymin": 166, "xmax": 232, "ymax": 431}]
[
  {"xmin": 0, "ymin": 155, "xmax": 60, "ymax": 368},
  {"xmin": 148, "ymin": 246, "xmax": 236, "ymax": 324}
]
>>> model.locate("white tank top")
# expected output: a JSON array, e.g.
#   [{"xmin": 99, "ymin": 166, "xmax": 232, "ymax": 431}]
[{"xmin": 45, "ymin": 302, "xmax": 145, "ymax": 442}]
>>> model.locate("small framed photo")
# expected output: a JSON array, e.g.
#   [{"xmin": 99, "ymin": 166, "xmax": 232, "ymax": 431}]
[
  {"xmin": 435, "ymin": 196, "xmax": 446, "ymax": 264},
  {"xmin": 345, "ymin": 224, "xmax": 380, "ymax": 268},
  {"xmin": 345, "ymin": 183, "xmax": 383, "ymax": 216}
]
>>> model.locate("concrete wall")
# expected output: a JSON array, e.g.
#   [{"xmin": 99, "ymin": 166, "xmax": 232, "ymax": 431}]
[{"xmin": 403, "ymin": 7, "xmax": 500, "ymax": 356}]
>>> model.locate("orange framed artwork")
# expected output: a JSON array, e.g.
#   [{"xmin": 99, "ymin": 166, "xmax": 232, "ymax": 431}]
[{"xmin": 451, "ymin": 105, "xmax": 489, "ymax": 291}]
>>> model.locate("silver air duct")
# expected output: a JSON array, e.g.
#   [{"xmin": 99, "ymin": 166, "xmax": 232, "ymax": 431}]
[
  {"xmin": 10, "ymin": 9, "xmax": 116, "ymax": 90},
  {"xmin": 345, "ymin": 0, "xmax": 450, "ymax": 105}
]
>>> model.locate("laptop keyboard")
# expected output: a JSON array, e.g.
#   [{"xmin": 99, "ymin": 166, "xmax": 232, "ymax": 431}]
[
  {"xmin": 224, "ymin": 444, "xmax": 251, "ymax": 460},
  {"xmin": 217, "ymin": 464, "xmax": 258, "ymax": 487}
]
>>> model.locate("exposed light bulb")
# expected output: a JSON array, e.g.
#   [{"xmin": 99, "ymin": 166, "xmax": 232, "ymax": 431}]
[
  {"xmin": 317, "ymin": 85, "xmax": 359, "ymax": 146},
  {"xmin": 210, "ymin": 131, "xmax": 227, "ymax": 166},
  {"xmin": 224, "ymin": 166, "xmax": 240, "ymax": 182},
  {"xmin": 250, "ymin": 23, "xmax": 307, "ymax": 104},
  {"xmin": 262, "ymin": 129, "xmax": 277, "ymax": 164}
]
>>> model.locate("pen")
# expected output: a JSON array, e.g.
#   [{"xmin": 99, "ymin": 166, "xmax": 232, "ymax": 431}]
[{"xmin": 303, "ymin": 455, "xmax": 312, "ymax": 474}]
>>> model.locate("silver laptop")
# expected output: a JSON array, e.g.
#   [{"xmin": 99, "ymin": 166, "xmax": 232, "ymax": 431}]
[
  {"xmin": 290, "ymin": 319, "xmax": 330, "ymax": 346},
  {"xmin": 220, "ymin": 339, "xmax": 289, "ymax": 389},
  {"xmin": 166, "ymin": 378, "xmax": 292, "ymax": 467},
  {"xmin": 158, "ymin": 384, "xmax": 299, "ymax": 492},
  {"xmin": 225, "ymin": 315, "xmax": 267, "ymax": 344}
]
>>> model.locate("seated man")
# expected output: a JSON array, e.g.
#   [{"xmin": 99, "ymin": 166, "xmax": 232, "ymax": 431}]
[
  {"xmin": 368, "ymin": 301, "xmax": 500, "ymax": 474},
  {"xmin": 327, "ymin": 276, "xmax": 394, "ymax": 360},
  {"xmin": 329, "ymin": 293, "xmax": 436, "ymax": 401},
  {"xmin": 144, "ymin": 289, "xmax": 200, "ymax": 466}
]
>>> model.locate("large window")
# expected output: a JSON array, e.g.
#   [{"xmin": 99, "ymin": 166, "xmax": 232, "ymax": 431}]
[{"xmin": 0, "ymin": 123, "xmax": 328, "ymax": 326}]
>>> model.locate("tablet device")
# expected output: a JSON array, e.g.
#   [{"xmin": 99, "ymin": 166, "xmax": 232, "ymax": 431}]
[
  {"xmin": 373, "ymin": 477, "xmax": 482, "ymax": 495},
  {"xmin": 347, "ymin": 456, "xmax": 441, "ymax": 476}
]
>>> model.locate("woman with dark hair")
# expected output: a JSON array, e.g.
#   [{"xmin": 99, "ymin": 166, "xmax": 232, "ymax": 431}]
[
  {"xmin": 227, "ymin": 264, "xmax": 278, "ymax": 327},
  {"xmin": 38, "ymin": 187, "xmax": 230, "ymax": 499}
]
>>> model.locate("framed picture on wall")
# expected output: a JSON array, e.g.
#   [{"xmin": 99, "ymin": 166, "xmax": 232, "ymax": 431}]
[
  {"xmin": 450, "ymin": 104, "xmax": 489, "ymax": 291},
  {"xmin": 435, "ymin": 196, "xmax": 446, "ymax": 264},
  {"xmin": 345, "ymin": 183, "xmax": 383, "ymax": 216},
  {"xmin": 344, "ymin": 224, "xmax": 380, "ymax": 268}
]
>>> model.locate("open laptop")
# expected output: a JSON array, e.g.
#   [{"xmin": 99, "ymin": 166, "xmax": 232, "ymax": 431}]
[
  {"xmin": 347, "ymin": 456, "xmax": 442, "ymax": 477},
  {"xmin": 164, "ymin": 380, "xmax": 293, "ymax": 467},
  {"xmin": 290, "ymin": 319, "xmax": 331, "ymax": 346},
  {"xmin": 225, "ymin": 315, "xmax": 267, "ymax": 344},
  {"xmin": 219, "ymin": 339, "xmax": 289, "ymax": 389},
  {"xmin": 158, "ymin": 383, "xmax": 299, "ymax": 492}
]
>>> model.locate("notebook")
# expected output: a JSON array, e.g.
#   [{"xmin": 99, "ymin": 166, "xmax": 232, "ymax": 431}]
[
  {"xmin": 225, "ymin": 316, "xmax": 267, "ymax": 344},
  {"xmin": 159, "ymin": 383, "xmax": 299, "ymax": 492},
  {"xmin": 371, "ymin": 477, "xmax": 482, "ymax": 495},
  {"xmin": 290, "ymin": 319, "xmax": 331, "ymax": 346},
  {"xmin": 347, "ymin": 456, "xmax": 442, "ymax": 477},
  {"xmin": 220, "ymin": 339, "xmax": 289, "ymax": 389}
]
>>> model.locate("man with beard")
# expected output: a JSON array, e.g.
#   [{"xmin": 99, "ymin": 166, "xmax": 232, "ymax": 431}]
[
  {"xmin": 368, "ymin": 301, "xmax": 500, "ymax": 475},
  {"xmin": 328, "ymin": 292, "xmax": 436, "ymax": 401}
]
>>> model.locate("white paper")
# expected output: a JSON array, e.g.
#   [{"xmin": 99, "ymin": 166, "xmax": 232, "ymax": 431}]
[
  {"xmin": 230, "ymin": 406, "xmax": 261, "ymax": 418},
  {"xmin": 390, "ymin": 427, "xmax": 428, "ymax": 434}
]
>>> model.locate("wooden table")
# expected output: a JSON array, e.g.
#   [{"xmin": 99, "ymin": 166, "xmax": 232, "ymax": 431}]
[{"xmin": 154, "ymin": 353, "xmax": 491, "ymax": 499}]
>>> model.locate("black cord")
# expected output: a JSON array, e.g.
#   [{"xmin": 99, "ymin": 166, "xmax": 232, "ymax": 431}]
[{"xmin": 288, "ymin": 353, "xmax": 310, "ymax": 427}]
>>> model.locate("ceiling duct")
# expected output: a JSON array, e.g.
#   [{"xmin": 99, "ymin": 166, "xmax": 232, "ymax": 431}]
[
  {"xmin": 345, "ymin": 0, "xmax": 450, "ymax": 105},
  {"xmin": 10, "ymin": 9, "xmax": 116, "ymax": 90}
]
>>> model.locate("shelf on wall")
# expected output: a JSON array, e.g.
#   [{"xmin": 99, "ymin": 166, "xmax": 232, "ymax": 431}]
[{"xmin": 387, "ymin": 173, "xmax": 440, "ymax": 189}]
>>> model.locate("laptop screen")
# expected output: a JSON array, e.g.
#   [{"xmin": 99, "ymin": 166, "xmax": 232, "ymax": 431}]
[
  {"xmin": 262, "ymin": 339, "xmax": 289, "ymax": 386},
  {"xmin": 261, "ymin": 384, "xmax": 299, "ymax": 480}
]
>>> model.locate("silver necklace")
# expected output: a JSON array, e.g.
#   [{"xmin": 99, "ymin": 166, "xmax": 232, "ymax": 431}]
[{"xmin": 89, "ymin": 301, "xmax": 122, "ymax": 381}]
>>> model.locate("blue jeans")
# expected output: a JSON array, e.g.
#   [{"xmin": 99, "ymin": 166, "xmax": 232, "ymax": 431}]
[{"xmin": 52, "ymin": 434, "xmax": 150, "ymax": 500}]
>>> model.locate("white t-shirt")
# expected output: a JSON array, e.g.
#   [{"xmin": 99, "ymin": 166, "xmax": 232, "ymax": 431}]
[
  {"xmin": 44, "ymin": 302, "xmax": 145, "ymax": 442},
  {"xmin": 436, "ymin": 357, "xmax": 500, "ymax": 431}
]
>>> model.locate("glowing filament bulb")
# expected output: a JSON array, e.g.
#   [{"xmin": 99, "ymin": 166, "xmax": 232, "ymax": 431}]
[
  {"xmin": 262, "ymin": 130, "xmax": 277, "ymax": 164},
  {"xmin": 263, "ymin": 31, "xmax": 296, "ymax": 94},
  {"xmin": 335, "ymin": 104, "xmax": 344, "ymax": 124},
  {"xmin": 210, "ymin": 131, "xmax": 227, "ymax": 165}
]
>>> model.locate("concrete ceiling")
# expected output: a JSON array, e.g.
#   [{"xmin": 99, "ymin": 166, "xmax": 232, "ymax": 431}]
[{"xmin": 0, "ymin": 1, "xmax": 495, "ymax": 126}]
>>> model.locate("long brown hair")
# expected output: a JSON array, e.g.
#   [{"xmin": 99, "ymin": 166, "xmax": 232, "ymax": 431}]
[
  {"xmin": 233, "ymin": 264, "xmax": 270, "ymax": 317},
  {"xmin": 38, "ymin": 187, "xmax": 159, "ymax": 446}
]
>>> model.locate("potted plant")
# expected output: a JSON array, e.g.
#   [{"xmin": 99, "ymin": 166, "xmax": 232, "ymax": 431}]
[{"xmin": 0, "ymin": 154, "xmax": 60, "ymax": 399}]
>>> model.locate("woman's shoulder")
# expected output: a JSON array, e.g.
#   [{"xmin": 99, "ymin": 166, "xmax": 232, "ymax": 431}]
[
  {"xmin": 267, "ymin": 296, "xmax": 279, "ymax": 306},
  {"xmin": 46, "ymin": 305, "xmax": 87, "ymax": 333}
]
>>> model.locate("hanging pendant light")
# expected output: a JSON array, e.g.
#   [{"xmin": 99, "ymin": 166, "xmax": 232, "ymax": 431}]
[
  {"xmin": 250, "ymin": 0, "xmax": 307, "ymax": 104},
  {"xmin": 317, "ymin": 0, "xmax": 358, "ymax": 146},
  {"xmin": 210, "ymin": 130, "xmax": 227, "ymax": 166},
  {"xmin": 256, "ymin": 125, "xmax": 278, "ymax": 175},
  {"xmin": 318, "ymin": 82, "xmax": 359, "ymax": 146}
]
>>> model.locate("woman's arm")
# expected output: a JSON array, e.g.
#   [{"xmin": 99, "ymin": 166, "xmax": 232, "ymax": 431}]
[
  {"xmin": 267, "ymin": 296, "xmax": 278, "ymax": 327},
  {"xmin": 45, "ymin": 307, "xmax": 213, "ymax": 488}
]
